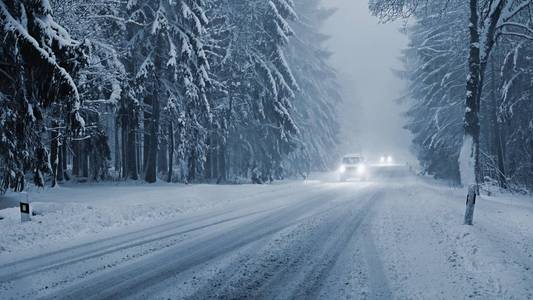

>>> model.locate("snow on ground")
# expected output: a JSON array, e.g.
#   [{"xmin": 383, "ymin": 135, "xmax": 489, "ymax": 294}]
[
  {"xmin": 371, "ymin": 181, "xmax": 533, "ymax": 299},
  {"xmin": 0, "ymin": 180, "xmax": 321, "ymax": 261},
  {"xmin": 0, "ymin": 174, "xmax": 532, "ymax": 299}
]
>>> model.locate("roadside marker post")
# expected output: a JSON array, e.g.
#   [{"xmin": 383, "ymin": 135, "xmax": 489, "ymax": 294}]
[
  {"xmin": 20, "ymin": 193, "xmax": 31, "ymax": 223},
  {"xmin": 464, "ymin": 185, "xmax": 476, "ymax": 225}
]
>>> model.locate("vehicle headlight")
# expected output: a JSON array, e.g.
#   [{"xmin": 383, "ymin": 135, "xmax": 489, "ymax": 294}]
[
  {"xmin": 380, "ymin": 156, "xmax": 385, "ymax": 164},
  {"xmin": 339, "ymin": 165, "xmax": 346, "ymax": 173},
  {"xmin": 387, "ymin": 156, "xmax": 393, "ymax": 164},
  {"xmin": 357, "ymin": 164, "xmax": 366, "ymax": 174}
]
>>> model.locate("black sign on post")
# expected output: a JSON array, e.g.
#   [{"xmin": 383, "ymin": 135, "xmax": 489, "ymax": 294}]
[
  {"xmin": 20, "ymin": 202, "xmax": 29, "ymax": 214},
  {"xmin": 20, "ymin": 194, "xmax": 31, "ymax": 222}
]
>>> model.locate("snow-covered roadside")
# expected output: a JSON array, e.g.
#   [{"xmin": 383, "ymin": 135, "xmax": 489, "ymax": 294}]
[
  {"xmin": 371, "ymin": 180, "xmax": 533, "ymax": 299},
  {"xmin": 0, "ymin": 181, "xmax": 321, "ymax": 261},
  {"xmin": 1, "ymin": 176, "xmax": 531, "ymax": 299}
]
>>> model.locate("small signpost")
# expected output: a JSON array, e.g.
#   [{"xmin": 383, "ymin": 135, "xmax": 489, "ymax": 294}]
[
  {"xmin": 464, "ymin": 184, "xmax": 476, "ymax": 225},
  {"xmin": 20, "ymin": 193, "xmax": 31, "ymax": 223}
]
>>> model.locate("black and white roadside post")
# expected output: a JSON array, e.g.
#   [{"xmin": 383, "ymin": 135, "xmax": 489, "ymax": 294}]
[
  {"xmin": 464, "ymin": 184, "xmax": 476, "ymax": 225},
  {"xmin": 20, "ymin": 193, "xmax": 31, "ymax": 223}
]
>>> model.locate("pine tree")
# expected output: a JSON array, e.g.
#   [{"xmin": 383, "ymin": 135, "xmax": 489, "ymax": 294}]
[
  {"xmin": 124, "ymin": 0, "xmax": 211, "ymax": 183},
  {"xmin": 285, "ymin": 0, "xmax": 342, "ymax": 177},
  {"xmin": 49, "ymin": 0, "xmax": 126, "ymax": 182},
  {"xmin": 400, "ymin": 3, "xmax": 467, "ymax": 182},
  {"xmin": 0, "ymin": 0, "xmax": 87, "ymax": 192},
  {"xmin": 209, "ymin": 0, "xmax": 299, "ymax": 182}
]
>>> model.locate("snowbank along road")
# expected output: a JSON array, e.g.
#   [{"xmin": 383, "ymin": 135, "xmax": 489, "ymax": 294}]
[{"xmin": 0, "ymin": 173, "xmax": 532, "ymax": 299}]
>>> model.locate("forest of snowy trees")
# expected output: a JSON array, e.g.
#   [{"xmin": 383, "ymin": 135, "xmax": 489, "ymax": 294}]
[
  {"xmin": 0, "ymin": 0, "xmax": 341, "ymax": 192},
  {"xmin": 371, "ymin": 0, "xmax": 533, "ymax": 192},
  {"xmin": 2, "ymin": 0, "xmax": 533, "ymax": 194}
]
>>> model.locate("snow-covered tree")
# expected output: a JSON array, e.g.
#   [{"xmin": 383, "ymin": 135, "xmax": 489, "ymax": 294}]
[
  {"xmin": 0, "ymin": 0, "xmax": 353, "ymax": 189},
  {"xmin": 494, "ymin": 35, "xmax": 533, "ymax": 190},
  {"xmin": 48, "ymin": 0, "xmax": 124, "ymax": 183},
  {"xmin": 124, "ymin": 0, "xmax": 211, "ymax": 183},
  {"xmin": 400, "ymin": 3, "xmax": 468, "ymax": 182},
  {"xmin": 207, "ymin": 0, "xmax": 300, "ymax": 183},
  {"xmin": 0, "ymin": 0, "xmax": 87, "ymax": 192},
  {"xmin": 372, "ymin": 0, "xmax": 533, "ymax": 192},
  {"xmin": 284, "ymin": 0, "xmax": 342, "ymax": 177}
]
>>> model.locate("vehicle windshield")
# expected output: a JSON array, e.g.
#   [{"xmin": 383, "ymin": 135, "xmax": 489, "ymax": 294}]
[{"xmin": 342, "ymin": 157, "xmax": 362, "ymax": 164}]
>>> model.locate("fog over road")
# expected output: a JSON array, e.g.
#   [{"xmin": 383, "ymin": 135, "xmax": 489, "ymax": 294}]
[
  {"xmin": 1, "ymin": 173, "xmax": 532, "ymax": 299},
  {"xmin": 321, "ymin": 0, "xmax": 415, "ymax": 164}
]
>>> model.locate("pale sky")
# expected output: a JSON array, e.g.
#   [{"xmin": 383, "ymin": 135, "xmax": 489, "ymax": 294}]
[{"xmin": 321, "ymin": 0, "xmax": 416, "ymax": 164}]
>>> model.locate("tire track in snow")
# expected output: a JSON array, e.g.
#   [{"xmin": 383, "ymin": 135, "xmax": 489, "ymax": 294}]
[
  {"xmin": 184, "ymin": 187, "xmax": 390, "ymax": 300},
  {"xmin": 0, "ymin": 182, "xmax": 331, "ymax": 284},
  {"xmin": 36, "ymin": 187, "xmax": 349, "ymax": 300},
  {"xmin": 359, "ymin": 198, "xmax": 393, "ymax": 300},
  {"xmin": 0, "ymin": 209, "xmax": 267, "ymax": 283},
  {"xmin": 290, "ymin": 190, "xmax": 393, "ymax": 300},
  {"xmin": 185, "ymin": 189, "xmax": 368, "ymax": 300}
]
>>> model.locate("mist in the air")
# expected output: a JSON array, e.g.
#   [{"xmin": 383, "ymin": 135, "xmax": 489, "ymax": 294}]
[{"xmin": 321, "ymin": 0, "xmax": 416, "ymax": 165}]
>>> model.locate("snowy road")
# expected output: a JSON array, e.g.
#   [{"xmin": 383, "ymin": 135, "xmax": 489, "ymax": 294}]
[{"xmin": 1, "ymin": 176, "xmax": 532, "ymax": 299}]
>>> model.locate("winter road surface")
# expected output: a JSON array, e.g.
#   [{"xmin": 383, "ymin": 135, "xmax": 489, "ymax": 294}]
[{"xmin": 1, "ymin": 173, "xmax": 532, "ymax": 299}]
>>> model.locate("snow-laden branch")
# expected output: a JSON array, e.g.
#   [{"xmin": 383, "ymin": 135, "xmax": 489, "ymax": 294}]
[
  {"xmin": 498, "ymin": 21, "xmax": 533, "ymax": 36},
  {"xmin": 0, "ymin": 0, "xmax": 80, "ymax": 109},
  {"xmin": 501, "ymin": 30, "xmax": 533, "ymax": 40},
  {"xmin": 501, "ymin": 0, "xmax": 532, "ymax": 22}
]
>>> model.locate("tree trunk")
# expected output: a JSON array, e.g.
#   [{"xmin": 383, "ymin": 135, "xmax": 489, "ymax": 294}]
[
  {"xmin": 218, "ymin": 138, "xmax": 226, "ymax": 183},
  {"xmin": 464, "ymin": 185, "xmax": 477, "ymax": 225},
  {"xmin": 143, "ymin": 109, "xmax": 150, "ymax": 174},
  {"xmin": 137, "ymin": 129, "xmax": 142, "ymax": 174},
  {"xmin": 121, "ymin": 125, "xmax": 127, "ymax": 179},
  {"xmin": 460, "ymin": 0, "xmax": 507, "ymax": 190},
  {"xmin": 145, "ymin": 34, "xmax": 163, "ymax": 184},
  {"xmin": 127, "ymin": 124, "xmax": 138, "ymax": 180},
  {"xmin": 158, "ymin": 125, "xmax": 168, "ymax": 178},
  {"xmin": 167, "ymin": 120, "xmax": 174, "ymax": 183},
  {"xmin": 144, "ymin": 94, "xmax": 158, "ymax": 183},
  {"xmin": 188, "ymin": 150, "xmax": 196, "ymax": 182},
  {"xmin": 61, "ymin": 137, "xmax": 69, "ymax": 181},
  {"xmin": 221, "ymin": 93, "xmax": 232, "ymax": 183},
  {"xmin": 50, "ymin": 121, "xmax": 59, "ymax": 187},
  {"xmin": 115, "ymin": 119, "xmax": 120, "ymax": 176},
  {"xmin": 212, "ymin": 135, "xmax": 219, "ymax": 180},
  {"xmin": 489, "ymin": 60, "xmax": 507, "ymax": 188},
  {"xmin": 459, "ymin": 0, "xmax": 482, "ymax": 189},
  {"xmin": 82, "ymin": 141, "xmax": 89, "ymax": 178},
  {"xmin": 72, "ymin": 139, "xmax": 79, "ymax": 177},
  {"xmin": 57, "ymin": 137, "xmax": 64, "ymax": 182},
  {"xmin": 495, "ymin": 128, "xmax": 506, "ymax": 188},
  {"xmin": 206, "ymin": 135, "xmax": 213, "ymax": 180},
  {"xmin": 91, "ymin": 150, "xmax": 97, "ymax": 181}
]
